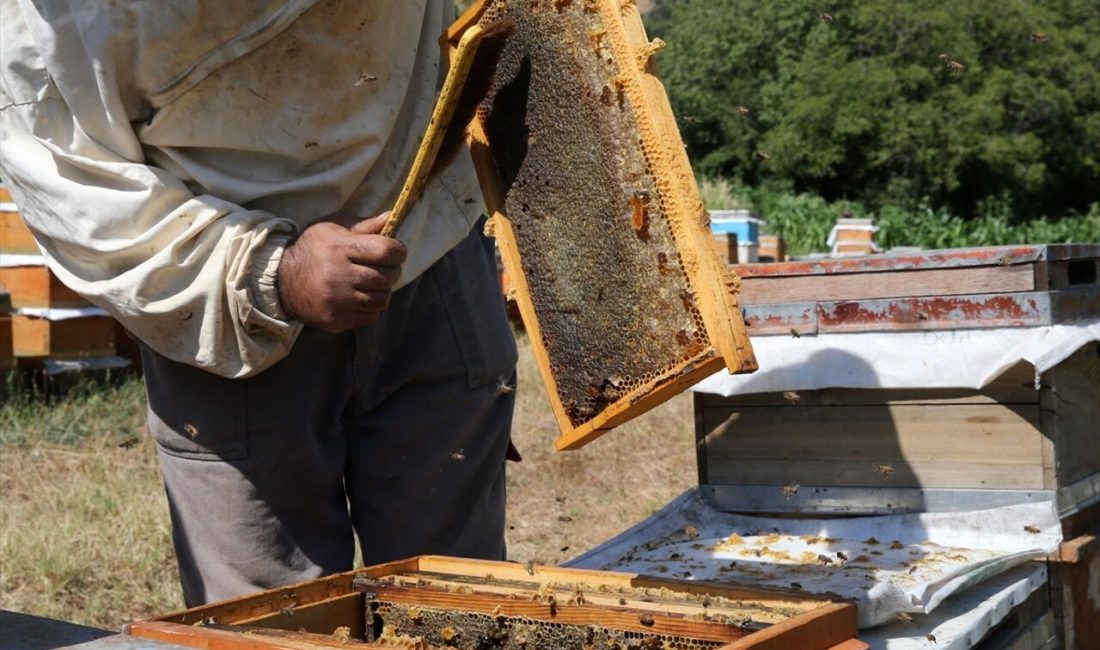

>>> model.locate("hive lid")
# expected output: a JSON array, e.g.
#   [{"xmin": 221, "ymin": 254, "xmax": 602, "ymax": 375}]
[{"xmin": 446, "ymin": 0, "xmax": 756, "ymax": 449}]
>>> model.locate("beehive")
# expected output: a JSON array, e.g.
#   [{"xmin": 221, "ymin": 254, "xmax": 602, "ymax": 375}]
[
  {"xmin": 127, "ymin": 556, "xmax": 862, "ymax": 650},
  {"xmin": 450, "ymin": 0, "xmax": 756, "ymax": 449}
]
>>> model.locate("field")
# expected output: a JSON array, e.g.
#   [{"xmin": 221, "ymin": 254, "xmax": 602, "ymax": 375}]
[{"xmin": 0, "ymin": 333, "xmax": 697, "ymax": 630}]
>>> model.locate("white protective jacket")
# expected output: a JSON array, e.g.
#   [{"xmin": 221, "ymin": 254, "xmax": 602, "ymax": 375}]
[{"xmin": 0, "ymin": 0, "xmax": 484, "ymax": 377}]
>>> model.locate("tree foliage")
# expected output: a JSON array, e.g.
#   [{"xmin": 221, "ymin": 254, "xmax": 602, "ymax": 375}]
[{"xmin": 646, "ymin": 0, "xmax": 1100, "ymax": 218}]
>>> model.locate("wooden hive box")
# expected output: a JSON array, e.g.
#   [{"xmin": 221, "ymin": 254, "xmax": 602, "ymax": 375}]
[
  {"xmin": 127, "ymin": 556, "xmax": 865, "ymax": 650},
  {"xmin": 448, "ymin": 0, "xmax": 755, "ymax": 450},
  {"xmin": 695, "ymin": 244, "xmax": 1099, "ymax": 647}
]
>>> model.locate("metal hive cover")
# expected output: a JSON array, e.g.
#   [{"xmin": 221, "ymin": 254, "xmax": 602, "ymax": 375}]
[{"xmin": 449, "ymin": 0, "xmax": 756, "ymax": 449}]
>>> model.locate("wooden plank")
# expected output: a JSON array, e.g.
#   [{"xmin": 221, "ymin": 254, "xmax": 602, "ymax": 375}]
[
  {"xmin": 128, "ymin": 621, "xmax": 367, "ymax": 650},
  {"xmin": 1041, "ymin": 342, "xmax": 1100, "ymax": 490},
  {"xmin": 733, "ymin": 245, "xmax": 1055, "ymax": 278},
  {"xmin": 717, "ymin": 603, "xmax": 857, "ymax": 650},
  {"xmin": 12, "ymin": 314, "xmax": 116, "ymax": 358},
  {"xmin": 738, "ymin": 265, "xmax": 1035, "ymax": 306},
  {"xmin": 703, "ymin": 403, "xmax": 1045, "ymax": 489},
  {"xmin": 1, "ymin": 208, "xmax": 39, "ymax": 254},
  {"xmin": 0, "ymin": 264, "xmax": 89, "ymax": 308},
  {"xmin": 237, "ymin": 593, "xmax": 364, "ymax": 638},
  {"xmin": 1048, "ymin": 527, "xmax": 1100, "ymax": 650}
]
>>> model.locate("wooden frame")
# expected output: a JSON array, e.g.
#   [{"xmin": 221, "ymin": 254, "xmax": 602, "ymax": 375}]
[
  {"xmin": 447, "ymin": 1, "xmax": 755, "ymax": 450},
  {"xmin": 127, "ymin": 556, "xmax": 863, "ymax": 650}
]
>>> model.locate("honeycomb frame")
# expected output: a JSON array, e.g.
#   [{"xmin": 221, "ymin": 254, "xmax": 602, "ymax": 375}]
[{"xmin": 446, "ymin": 0, "xmax": 756, "ymax": 450}]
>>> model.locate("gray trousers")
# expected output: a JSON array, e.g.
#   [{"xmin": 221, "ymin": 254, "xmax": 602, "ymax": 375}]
[{"xmin": 142, "ymin": 229, "xmax": 517, "ymax": 606}]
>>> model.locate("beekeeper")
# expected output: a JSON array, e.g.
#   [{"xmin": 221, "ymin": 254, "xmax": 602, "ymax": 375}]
[{"xmin": 0, "ymin": 0, "xmax": 517, "ymax": 606}]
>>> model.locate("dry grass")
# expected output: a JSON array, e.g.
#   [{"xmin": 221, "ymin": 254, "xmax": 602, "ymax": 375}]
[{"xmin": 0, "ymin": 334, "xmax": 697, "ymax": 629}]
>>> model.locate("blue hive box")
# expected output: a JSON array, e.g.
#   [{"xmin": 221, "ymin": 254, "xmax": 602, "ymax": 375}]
[{"xmin": 709, "ymin": 209, "xmax": 761, "ymax": 244}]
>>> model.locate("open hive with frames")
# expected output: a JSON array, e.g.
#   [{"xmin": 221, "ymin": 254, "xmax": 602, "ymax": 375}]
[
  {"xmin": 452, "ymin": 0, "xmax": 756, "ymax": 449},
  {"xmin": 126, "ymin": 556, "xmax": 863, "ymax": 650}
]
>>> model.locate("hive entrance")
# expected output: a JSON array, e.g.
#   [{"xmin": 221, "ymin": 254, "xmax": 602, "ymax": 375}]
[{"xmin": 454, "ymin": 0, "xmax": 755, "ymax": 448}]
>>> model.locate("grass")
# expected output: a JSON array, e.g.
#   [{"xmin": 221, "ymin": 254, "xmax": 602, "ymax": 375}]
[{"xmin": 0, "ymin": 333, "xmax": 696, "ymax": 629}]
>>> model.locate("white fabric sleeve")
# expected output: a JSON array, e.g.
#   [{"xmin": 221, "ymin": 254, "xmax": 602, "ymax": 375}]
[{"xmin": 1, "ymin": 82, "xmax": 304, "ymax": 378}]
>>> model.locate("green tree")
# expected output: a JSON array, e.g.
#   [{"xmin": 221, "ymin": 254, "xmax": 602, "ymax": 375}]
[{"xmin": 646, "ymin": 0, "xmax": 1100, "ymax": 218}]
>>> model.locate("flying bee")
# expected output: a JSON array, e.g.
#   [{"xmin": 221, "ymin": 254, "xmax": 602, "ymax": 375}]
[
  {"xmin": 946, "ymin": 60, "xmax": 966, "ymax": 73},
  {"xmin": 876, "ymin": 464, "xmax": 895, "ymax": 477},
  {"xmin": 837, "ymin": 551, "xmax": 849, "ymax": 561},
  {"xmin": 926, "ymin": 634, "xmax": 937, "ymax": 644},
  {"xmin": 937, "ymin": 52, "xmax": 951, "ymax": 61},
  {"xmin": 755, "ymin": 151, "xmax": 772, "ymax": 161},
  {"xmin": 735, "ymin": 105, "xmax": 751, "ymax": 116},
  {"xmin": 680, "ymin": 114, "xmax": 702, "ymax": 124},
  {"xmin": 782, "ymin": 391, "xmax": 801, "ymax": 403},
  {"xmin": 896, "ymin": 612, "xmax": 914, "ymax": 624},
  {"xmin": 183, "ymin": 423, "xmax": 199, "ymax": 439},
  {"xmin": 496, "ymin": 379, "xmax": 515, "ymax": 394},
  {"xmin": 1024, "ymin": 524, "xmax": 1041, "ymax": 534},
  {"xmin": 782, "ymin": 483, "xmax": 800, "ymax": 499},
  {"xmin": 820, "ymin": 12, "xmax": 834, "ymax": 23},
  {"xmin": 1031, "ymin": 31, "xmax": 1047, "ymax": 43},
  {"xmin": 525, "ymin": 560, "xmax": 536, "ymax": 576},
  {"xmin": 450, "ymin": 450, "xmax": 466, "ymax": 461}
]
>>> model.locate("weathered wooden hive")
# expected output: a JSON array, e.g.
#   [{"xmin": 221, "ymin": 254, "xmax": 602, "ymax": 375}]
[{"xmin": 449, "ymin": 0, "xmax": 755, "ymax": 449}]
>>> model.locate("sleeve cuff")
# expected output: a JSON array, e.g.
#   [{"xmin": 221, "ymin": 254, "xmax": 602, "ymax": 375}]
[{"xmin": 248, "ymin": 234, "xmax": 293, "ymax": 322}]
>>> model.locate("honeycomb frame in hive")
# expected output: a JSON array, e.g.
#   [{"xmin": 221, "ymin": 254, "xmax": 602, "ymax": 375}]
[{"xmin": 446, "ymin": 0, "xmax": 756, "ymax": 450}]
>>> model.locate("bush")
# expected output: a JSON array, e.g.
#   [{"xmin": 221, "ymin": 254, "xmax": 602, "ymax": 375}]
[{"xmin": 697, "ymin": 177, "xmax": 1100, "ymax": 256}]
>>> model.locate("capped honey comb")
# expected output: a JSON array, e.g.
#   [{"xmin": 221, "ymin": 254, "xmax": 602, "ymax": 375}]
[{"xmin": 448, "ymin": 0, "xmax": 755, "ymax": 449}]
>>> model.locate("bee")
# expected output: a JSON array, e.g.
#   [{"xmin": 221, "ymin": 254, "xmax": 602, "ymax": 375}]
[
  {"xmin": 354, "ymin": 71, "xmax": 378, "ymax": 86},
  {"xmin": 304, "ymin": 141, "xmax": 319, "ymax": 149},
  {"xmin": 837, "ymin": 551, "xmax": 849, "ymax": 562},
  {"xmin": 638, "ymin": 614, "xmax": 655, "ymax": 627},
  {"xmin": 945, "ymin": 60, "xmax": 966, "ymax": 73},
  {"xmin": 684, "ymin": 526, "xmax": 700, "ymax": 539},
  {"xmin": 735, "ymin": 105, "xmax": 751, "ymax": 116},
  {"xmin": 755, "ymin": 151, "xmax": 772, "ymax": 162},
  {"xmin": 820, "ymin": 12, "xmax": 834, "ymax": 23},
  {"xmin": 560, "ymin": 545, "xmax": 570, "ymax": 553},
  {"xmin": 525, "ymin": 560, "xmax": 536, "ymax": 576},
  {"xmin": 619, "ymin": 597, "xmax": 628, "ymax": 606},
  {"xmin": 908, "ymin": 565, "xmax": 918, "ymax": 575},
  {"xmin": 997, "ymin": 255, "xmax": 1012, "ymax": 267},
  {"xmin": 864, "ymin": 536, "xmax": 880, "ymax": 545},
  {"xmin": 117, "ymin": 436, "xmax": 140, "ymax": 449},
  {"xmin": 680, "ymin": 114, "xmax": 701, "ymax": 124},
  {"xmin": 558, "ymin": 515, "xmax": 574, "ymax": 523},
  {"xmin": 876, "ymin": 464, "xmax": 895, "ymax": 477},
  {"xmin": 890, "ymin": 540, "xmax": 905, "ymax": 550},
  {"xmin": 926, "ymin": 633, "xmax": 937, "ymax": 644},
  {"xmin": 782, "ymin": 483, "xmax": 800, "ymax": 499},
  {"xmin": 630, "ymin": 190, "xmax": 650, "ymax": 237},
  {"xmin": 183, "ymin": 423, "xmax": 199, "ymax": 439},
  {"xmin": 790, "ymin": 328, "xmax": 801, "ymax": 339},
  {"xmin": 440, "ymin": 626, "xmax": 458, "ymax": 642},
  {"xmin": 450, "ymin": 450, "xmax": 466, "ymax": 461},
  {"xmin": 818, "ymin": 554, "xmax": 834, "ymax": 565},
  {"xmin": 896, "ymin": 612, "xmax": 914, "ymax": 624},
  {"xmin": 330, "ymin": 627, "xmax": 352, "ymax": 643},
  {"xmin": 1024, "ymin": 524, "xmax": 1041, "ymax": 534},
  {"xmin": 555, "ymin": 496, "xmax": 567, "ymax": 504},
  {"xmin": 1031, "ymin": 31, "xmax": 1047, "ymax": 43},
  {"xmin": 937, "ymin": 53, "xmax": 951, "ymax": 61},
  {"xmin": 496, "ymin": 380, "xmax": 515, "ymax": 394},
  {"xmin": 790, "ymin": 581, "xmax": 803, "ymax": 590},
  {"xmin": 782, "ymin": 391, "xmax": 801, "ymax": 403}
]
